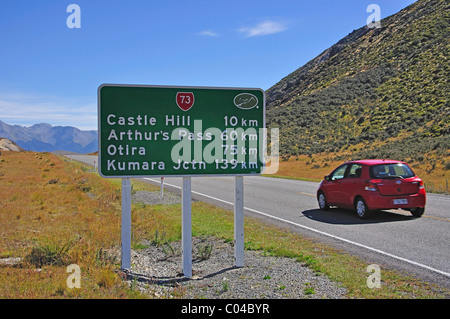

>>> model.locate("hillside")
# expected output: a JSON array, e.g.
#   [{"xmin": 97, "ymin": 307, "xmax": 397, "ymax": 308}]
[
  {"xmin": 266, "ymin": 0, "xmax": 449, "ymax": 169},
  {"xmin": 0, "ymin": 120, "xmax": 97, "ymax": 153}
]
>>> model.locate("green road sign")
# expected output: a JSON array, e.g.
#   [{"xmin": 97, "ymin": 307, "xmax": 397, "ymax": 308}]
[{"xmin": 98, "ymin": 84, "xmax": 265, "ymax": 177}]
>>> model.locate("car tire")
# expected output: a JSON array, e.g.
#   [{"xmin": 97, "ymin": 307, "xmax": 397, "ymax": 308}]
[
  {"xmin": 355, "ymin": 197, "xmax": 371, "ymax": 219},
  {"xmin": 318, "ymin": 192, "xmax": 329, "ymax": 211},
  {"xmin": 410, "ymin": 207, "xmax": 425, "ymax": 217}
]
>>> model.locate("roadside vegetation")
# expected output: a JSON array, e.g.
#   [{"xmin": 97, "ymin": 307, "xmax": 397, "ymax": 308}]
[
  {"xmin": 272, "ymin": 145, "xmax": 450, "ymax": 194},
  {"xmin": 0, "ymin": 151, "xmax": 447, "ymax": 298}
]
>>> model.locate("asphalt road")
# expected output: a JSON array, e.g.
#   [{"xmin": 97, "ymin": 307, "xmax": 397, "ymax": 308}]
[{"xmin": 68, "ymin": 154, "xmax": 450, "ymax": 289}]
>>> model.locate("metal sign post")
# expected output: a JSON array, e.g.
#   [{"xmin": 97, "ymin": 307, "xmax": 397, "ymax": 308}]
[
  {"xmin": 182, "ymin": 177, "xmax": 192, "ymax": 277},
  {"xmin": 121, "ymin": 178, "xmax": 132, "ymax": 269},
  {"xmin": 234, "ymin": 176, "xmax": 244, "ymax": 267}
]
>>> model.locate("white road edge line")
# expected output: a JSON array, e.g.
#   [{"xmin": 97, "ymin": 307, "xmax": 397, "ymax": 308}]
[{"xmin": 145, "ymin": 177, "xmax": 450, "ymax": 279}]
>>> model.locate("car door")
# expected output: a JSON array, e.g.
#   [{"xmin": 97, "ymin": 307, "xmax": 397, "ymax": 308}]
[
  {"xmin": 338, "ymin": 163, "xmax": 363, "ymax": 209},
  {"xmin": 324, "ymin": 164, "xmax": 349, "ymax": 206}
]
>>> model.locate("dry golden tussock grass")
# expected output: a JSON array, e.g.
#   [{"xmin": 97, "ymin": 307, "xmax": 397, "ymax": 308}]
[
  {"xmin": 273, "ymin": 153, "xmax": 450, "ymax": 194},
  {"xmin": 0, "ymin": 151, "xmax": 138, "ymax": 298}
]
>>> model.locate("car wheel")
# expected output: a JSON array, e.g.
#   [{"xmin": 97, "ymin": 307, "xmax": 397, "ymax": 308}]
[
  {"xmin": 355, "ymin": 197, "xmax": 371, "ymax": 219},
  {"xmin": 410, "ymin": 207, "xmax": 425, "ymax": 217},
  {"xmin": 318, "ymin": 192, "xmax": 329, "ymax": 211}
]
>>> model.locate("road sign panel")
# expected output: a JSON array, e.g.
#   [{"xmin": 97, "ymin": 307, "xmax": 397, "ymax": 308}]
[{"xmin": 98, "ymin": 84, "xmax": 265, "ymax": 177}]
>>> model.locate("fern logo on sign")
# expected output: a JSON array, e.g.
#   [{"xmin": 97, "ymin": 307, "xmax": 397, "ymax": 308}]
[{"xmin": 234, "ymin": 93, "xmax": 258, "ymax": 109}]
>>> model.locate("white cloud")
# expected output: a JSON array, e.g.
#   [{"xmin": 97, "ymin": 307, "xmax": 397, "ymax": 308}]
[
  {"xmin": 239, "ymin": 20, "xmax": 287, "ymax": 37},
  {"xmin": 198, "ymin": 30, "xmax": 219, "ymax": 37}
]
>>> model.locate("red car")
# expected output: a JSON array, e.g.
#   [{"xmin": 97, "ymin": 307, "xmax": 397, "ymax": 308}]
[{"xmin": 317, "ymin": 159, "xmax": 426, "ymax": 219}]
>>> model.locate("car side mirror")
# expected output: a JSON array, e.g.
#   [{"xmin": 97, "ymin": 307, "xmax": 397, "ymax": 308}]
[{"xmin": 325, "ymin": 175, "xmax": 331, "ymax": 181}]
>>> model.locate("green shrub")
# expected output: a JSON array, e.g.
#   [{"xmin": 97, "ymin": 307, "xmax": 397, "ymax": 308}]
[{"xmin": 25, "ymin": 240, "xmax": 73, "ymax": 267}]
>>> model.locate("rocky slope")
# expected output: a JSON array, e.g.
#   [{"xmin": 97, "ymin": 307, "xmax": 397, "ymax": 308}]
[{"xmin": 0, "ymin": 137, "xmax": 24, "ymax": 152}]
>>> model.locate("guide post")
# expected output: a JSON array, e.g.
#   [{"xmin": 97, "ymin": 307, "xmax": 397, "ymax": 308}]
[
  {"xmin": 182, "ymin": 177, "xmax": 192, "ymax": 277},
  {"xmin": 234, "ymin": 176, "xmax": 244, "ymax": 267},
  {"xmin": 121, "ymin": 178, "xmax": 131, "ymax": 269}
]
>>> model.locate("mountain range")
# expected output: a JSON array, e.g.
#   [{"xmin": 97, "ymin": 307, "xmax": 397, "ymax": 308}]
[
  {"xmin": 0, "ymin": 120, "xmax": 97, "ymax": 153},
  {"xmin": 266, "ymin": 0, "xmax": 449, "ymax": 164}
]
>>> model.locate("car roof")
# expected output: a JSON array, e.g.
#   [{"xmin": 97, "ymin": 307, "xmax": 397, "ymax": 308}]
[{"xmin": 345, "ymin": 159, "xmax": 405, "ymax": 166}]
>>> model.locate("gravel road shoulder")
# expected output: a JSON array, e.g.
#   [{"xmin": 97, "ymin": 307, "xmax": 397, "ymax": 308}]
[{"xmin": 123, "ymin": 190, "xmax": 348, "ymax": 299}]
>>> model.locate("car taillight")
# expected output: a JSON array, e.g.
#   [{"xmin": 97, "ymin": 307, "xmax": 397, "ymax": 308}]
[
  {"xmin": 365, "ymin": 181, "xmax": 378, "ymax": 192},
  {"xmin": 418, "ymin": 180, "xmax": 424, "ymax": 189}
]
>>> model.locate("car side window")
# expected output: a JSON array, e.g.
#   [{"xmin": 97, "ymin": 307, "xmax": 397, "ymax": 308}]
[
  {"xmin": 347, "ymin": 164, "xmax": 362, "ymax": 179},
  {"xmin": 330, "ymin": 164, "xmax": 348, "ymax": 180}
]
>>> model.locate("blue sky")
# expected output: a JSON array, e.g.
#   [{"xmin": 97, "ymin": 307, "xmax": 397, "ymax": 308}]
[{"xmin": 0, "ymin": 0, "xmax": 417, "ymax": 130}]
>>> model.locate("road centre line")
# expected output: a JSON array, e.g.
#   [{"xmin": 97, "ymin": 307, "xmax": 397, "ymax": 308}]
[
  {"xmin": 296, "ymin": 192, "xmax": 316, "ymax": 197},
  {"xmin": 390, "ymin": 209, "xmax": 450, "ymax": 222},
  {"xmin": 143, "ymin": 178, "xmax": 450, "ymax": 278},
  {"xmin": 422, "ymin": 215, "xmax": 450, "ymax": 222}
]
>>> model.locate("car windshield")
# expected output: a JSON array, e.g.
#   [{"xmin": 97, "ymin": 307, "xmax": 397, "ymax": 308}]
[{"xmin": 369, "ymin": 163, "xmax": 415, "ymax": 179}]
